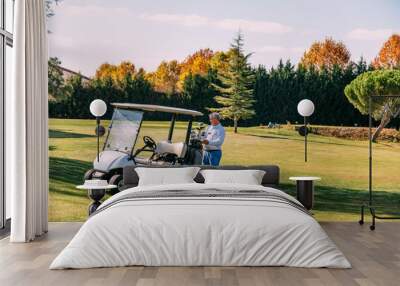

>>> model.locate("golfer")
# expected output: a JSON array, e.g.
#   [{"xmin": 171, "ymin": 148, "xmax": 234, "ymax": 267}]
[{"xmin": 202, "ymin": 112, "xmax": 225, "ymax": 166}]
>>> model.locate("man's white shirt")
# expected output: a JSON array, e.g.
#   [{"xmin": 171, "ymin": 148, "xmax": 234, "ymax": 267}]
[{"xmin": 203, "ymin": 123, "xmax": 225, "ymax": 151}]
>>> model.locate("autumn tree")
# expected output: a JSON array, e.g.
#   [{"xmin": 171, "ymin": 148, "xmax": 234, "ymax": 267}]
[
  {"xmin": 211, "ymin": 32, "xmax": 256, "ymax": 133},
  {"xmin": 94, "ymin": 61, "xmax": 138, "ymax": 87},
  {"xmin": 95, "ymin": 63, "xmax": 117, "ymax": 80},
  {"xmin": 373, "ymin": 34, "xmax": 400, "ymax": 69},
  {"xmin": 210, "ymin": 50, "xmax": 234, "ymax": 76},
  {"xmin": 345, "ymin": 69, "xmax": 400, "ymax": 142},
  {"xmin": 300, "ymin": 38, "xmax": 351, "ymax": 69},
  {"xmin": 178, "ymin": 49, "xmax": 214, "ymax": 89},
  {"xmin": 146, "ymin": 60, "xmax": 181, "ymax": 94},
  {"xmin": 115, "ymin": 61, "xmax": 136, "ymax": 81}
]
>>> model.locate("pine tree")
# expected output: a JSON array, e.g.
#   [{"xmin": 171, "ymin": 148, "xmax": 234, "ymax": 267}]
[{"xmin": 211, "ymin": 32, "xmax": 256, "ymax": 133}]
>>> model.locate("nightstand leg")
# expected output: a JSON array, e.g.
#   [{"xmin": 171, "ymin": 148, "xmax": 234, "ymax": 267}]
[
  {"xmin": 87, "ymin": 189, "xmax": 106, "ymax": 216},
  {"xmin": 296, "ymin": 181, "xmax": 314, "ymax": 210},
  {"xmin": 88, "ymin": 201, "xmax": 101, "ymax": 216}
]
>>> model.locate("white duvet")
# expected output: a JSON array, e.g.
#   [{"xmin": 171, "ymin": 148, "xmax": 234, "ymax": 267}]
[{"xmin": 50, "ymin": 183, "xmax": 351, "ymax": 269}]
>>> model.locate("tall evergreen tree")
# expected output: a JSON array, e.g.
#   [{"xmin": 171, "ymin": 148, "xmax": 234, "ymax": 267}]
[{"xmin": 211, "ymin": 32, "xmax": 256, "ymax": 133}]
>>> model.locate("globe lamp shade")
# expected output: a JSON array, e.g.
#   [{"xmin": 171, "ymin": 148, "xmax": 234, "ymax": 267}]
[
  {"xmin": 297, "ymin": 99, "xmax": 315, "ymax": 117},
  {"xmin": 90, "ymin": 99, "xmax": 107, "ymax": 117}
]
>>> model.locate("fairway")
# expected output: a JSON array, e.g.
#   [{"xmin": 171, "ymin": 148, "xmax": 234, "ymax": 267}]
[{"xmin": 49, "ymin": 119, "xmax": 400, "ymax": 222}]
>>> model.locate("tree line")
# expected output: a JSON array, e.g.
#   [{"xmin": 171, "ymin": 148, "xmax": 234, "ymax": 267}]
[{"xmin": 49, "ymin": 33, "xmax": 400, "ymax": 129}]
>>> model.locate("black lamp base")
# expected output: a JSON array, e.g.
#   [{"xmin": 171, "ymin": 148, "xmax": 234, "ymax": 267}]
[{"xmin": 87, "ymin": 188, "xmax": 106, "ymax": 215}]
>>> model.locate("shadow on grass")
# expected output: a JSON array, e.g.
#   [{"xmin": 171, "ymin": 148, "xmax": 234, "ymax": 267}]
[
  {"xmin": 280, "ymin": 183, "xmax": 400, "ymax": 216},
  {"xmin": 49, "ymin": 129, "xmax": 95, "ymax": 139},
  {"xmin": 50, "ymin": 157, "xmax": 91, "ymax": 186},
  {"xmin": 49, "ymin": 186, "xmax": 87, "ymax": 198},
  {"xmin": 246, "ymin": 134, "xmax": 290, "ymax": 140},
  {"xmin": 242, "ymin": 132, "xmax": 367, "ymax": 149},
  {"xmin": 49, "ymin": 157, "xmax": 115, "ymax": 202}
]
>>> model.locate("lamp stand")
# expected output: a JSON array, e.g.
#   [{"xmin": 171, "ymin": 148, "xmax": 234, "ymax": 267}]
[
  {"xmin": 96, "ymin": 117, "xmax": 100, "ymax": 162},
  {"xmin": 304, "ymin": 116, "xmax": 308, "ymax": 162},
  {"xmin": 359, "ymin": 95, "xmax": 400, "ymax": 230}
]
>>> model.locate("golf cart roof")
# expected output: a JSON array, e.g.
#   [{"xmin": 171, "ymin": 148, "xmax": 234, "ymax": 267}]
[{"xmin": 111, "ymin": 103, "xmax": 203, "ymax": 117}]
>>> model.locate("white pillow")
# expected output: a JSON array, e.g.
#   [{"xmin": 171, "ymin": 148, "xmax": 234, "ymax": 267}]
[
  {"xmin": 200, "ymin": 169, "xmax": 266, "ymax": 185},
  {"xmin": 135, "ymin": 167, "xmax": 200, "ymax": 186}
]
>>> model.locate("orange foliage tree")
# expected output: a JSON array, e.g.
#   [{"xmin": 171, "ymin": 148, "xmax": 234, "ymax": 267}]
[
  {"xmin": 373, "ymin": 34, "xmax": 400, "ymax": 69},
  {"xmin": 95, "ymin": 63, "xmax": 117, "ymax": 80},
  {"xmin": 300, "ymin": 38, "xmax": 350, "ymax": 69},
  {"xmin": 178, "ymin": 49, "xmax": 214, "ymax": 89}
]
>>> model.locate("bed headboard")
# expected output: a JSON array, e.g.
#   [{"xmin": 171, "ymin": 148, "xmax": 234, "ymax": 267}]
[{"xmin": 122, "ymin": 165, "xmax": 280, "ymax": 189}]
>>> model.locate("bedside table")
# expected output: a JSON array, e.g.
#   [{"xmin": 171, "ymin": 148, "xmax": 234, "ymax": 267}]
[{"xmin": 289, "ymin": 177, "xmax": 321, "ymax": 210}]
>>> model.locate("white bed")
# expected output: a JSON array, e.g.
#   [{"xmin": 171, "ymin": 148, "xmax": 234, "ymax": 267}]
[{"xmin": 50, "ymin": 183, "xmax": 350, "ymax": 269}]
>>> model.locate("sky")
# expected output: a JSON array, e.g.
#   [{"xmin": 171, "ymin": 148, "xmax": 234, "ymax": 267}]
[{"xmin": 48, "ymin": 0, "xmax": 400, "ymax": 77}]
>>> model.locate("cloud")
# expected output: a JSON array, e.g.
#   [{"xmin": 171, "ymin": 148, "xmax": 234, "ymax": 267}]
[
  {"xmin": 140, "ymin": 13, "xmax": 292, "ymax": 34},
  {"xmin": 347, "ymin": 28, "xmax": 396, "ymax": 40}
]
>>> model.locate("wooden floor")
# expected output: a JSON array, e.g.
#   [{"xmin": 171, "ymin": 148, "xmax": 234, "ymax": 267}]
[{"xmin": 0, "ymin": 222, "xmax": 399, "ymax": 286}]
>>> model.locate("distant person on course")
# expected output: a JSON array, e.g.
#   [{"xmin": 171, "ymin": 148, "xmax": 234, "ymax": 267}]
[{"xmin": 202, "ymin": 112, "xmax": 225, "ymax": 166}]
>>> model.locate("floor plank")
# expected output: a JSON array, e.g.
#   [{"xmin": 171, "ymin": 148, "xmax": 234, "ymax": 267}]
[{"xmin": 0, "ymin": 222, "xmax": 399, "ymax": 286}]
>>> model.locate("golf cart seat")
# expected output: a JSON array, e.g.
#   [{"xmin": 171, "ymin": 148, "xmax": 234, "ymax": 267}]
[
  {"xmin": 155, "ymin": 141, "xmax": 187, "ymax": 158},
  {"xmin": 135, "ymin": 156, "xmax": 172, "ymax": 165},
  {"xmin": 134, "ymin": 142, "xmax": 187, "ymax": 166},
  {"xmin": 134, "ymin": 157, "xmax": 152, "ymax": 165}
]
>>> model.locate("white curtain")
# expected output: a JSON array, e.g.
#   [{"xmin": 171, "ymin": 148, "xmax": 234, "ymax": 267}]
[{"xmin": 7, "ymin": 0, "xmax": 48, "ymax": 242}]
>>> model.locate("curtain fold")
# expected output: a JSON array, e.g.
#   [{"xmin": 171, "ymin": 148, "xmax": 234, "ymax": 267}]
[{"xmin": 8, "ymin": 0, "xmax": 48, "ymax": 242}]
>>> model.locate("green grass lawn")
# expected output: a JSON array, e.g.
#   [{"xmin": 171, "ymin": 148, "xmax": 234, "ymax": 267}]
[{"xmin": 49, "ymin": 119, "xmax": 400, "ymax": 222}]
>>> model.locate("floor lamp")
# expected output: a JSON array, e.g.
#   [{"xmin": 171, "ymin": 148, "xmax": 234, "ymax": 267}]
[
  {"xmin": 359, "ymin": 95, "xmax": 400, "ymax": 230},
  {"xmin": 90, "ymin": 99, "xmax": 107, "ymax": 162},
  {"xmin": 297, "ymin": 99, "xmax": 315, "ymax": 162}
]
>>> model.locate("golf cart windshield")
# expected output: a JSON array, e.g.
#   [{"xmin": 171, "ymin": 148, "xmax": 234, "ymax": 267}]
[{"xmin": 104, "ymin": 108, "xmax": 143, "ymax": 153}]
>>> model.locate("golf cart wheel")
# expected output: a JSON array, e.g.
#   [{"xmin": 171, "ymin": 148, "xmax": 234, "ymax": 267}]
[
  {"xmin": 109, "ymin": 174, "xmax": 123, "ymax": 194},
  {"xmin": 83, "ymin": 169, "xmax": 96, "ymax": 181}
]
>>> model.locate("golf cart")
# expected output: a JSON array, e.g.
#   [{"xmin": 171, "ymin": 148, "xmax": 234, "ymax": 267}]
[{"xmin": 84, "ymin": 103, "xmax": 204, "ymax": 192}]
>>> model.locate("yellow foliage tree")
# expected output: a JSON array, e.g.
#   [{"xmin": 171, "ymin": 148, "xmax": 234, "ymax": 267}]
[
  {"xmin": 115, "ymin": 61, "xmax": 136, "ymax": 81},
  {"xmin": 95, "ymin": 61, "xmax": 136, "ymax": 83},
  {"xmin": 209, "ymin": 50, "xmax": 233, "ymax": 75},
  {"xmin": 300, "ymin": 38, "xmax": 350, "ymax": 69},
  {"xmin": 146, "ymin": 60, "xmax": 181, "ymax": 94},
  {"xmin": 372, "ymin": 34, "xmax": 400, "ymax": 69},
  {"xmin": 178, "ymin": 49, "xmax": 214, "ymax": 89},
  {"xmin": 95, "ymin": 63, "xmax": 117, "ymax": 80}
]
